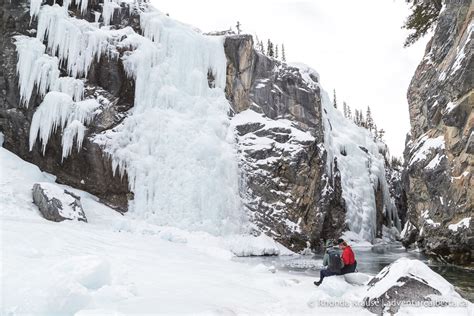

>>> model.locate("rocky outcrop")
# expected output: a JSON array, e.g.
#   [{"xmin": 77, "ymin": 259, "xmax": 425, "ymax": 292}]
[
  {"xmin": 363, "ymin": 258, "xmax": 464, "ymax": 314},
  {"xmin": 32, "ymin": 182, "xmax": 87, "ymax": 222},
  {"xmin": 225, "ymin": 35, "xmax": 345, "ymax": 251},
  {"xmin": 402, "ymin": 0, "xmax": 473, "ymax": 265}
]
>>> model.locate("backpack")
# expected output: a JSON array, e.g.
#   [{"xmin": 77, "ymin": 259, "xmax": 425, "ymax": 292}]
[{"xmin": 327, "ymin": 251, "xmax": 343, "ymax": 273}]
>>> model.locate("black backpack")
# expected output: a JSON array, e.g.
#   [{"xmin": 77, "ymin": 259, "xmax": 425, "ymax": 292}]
[{"xmin": 327, "ymin": 251, "xmax": 343, "ymax": 273}]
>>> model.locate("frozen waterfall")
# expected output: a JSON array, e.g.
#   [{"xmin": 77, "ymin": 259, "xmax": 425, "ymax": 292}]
[
  {"xmin": 95, "ymin": 11, "xmax": 245, "ymax": 235},
  {"xmin": 20, "ymin": 0, "xmax": 245, "ymax": 235}
]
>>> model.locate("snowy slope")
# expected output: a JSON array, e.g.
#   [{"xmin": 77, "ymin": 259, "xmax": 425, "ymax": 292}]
[{"xmin": 2, "ymin": 146, "xmax": 471, "ymax": 315}]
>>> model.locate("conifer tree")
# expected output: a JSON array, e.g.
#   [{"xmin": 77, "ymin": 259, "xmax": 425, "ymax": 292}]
[
  {"xmin": 259, "ymin": 40, "xmax": 265, "ymax": 54},
  {"xmin": 267, "ymin": 39, "xmax": 274, "ymax": 57},
  {"xmin": 236, "ymin": 21, "xmax": 241, "ymax": 35},
  {"xmin": 281, "ymin": 44, "xmax": 286, "ymax": 62},
  {"xmin": 403, "ymin": 0, "xmax": 442, "ymax": 47},
  {"xmin": 333, "ymin": 89, "xmax": 337, "ymax": 109},
  {"xmin": 373, "ymin": 125, "xmax": 378, "ymax": 141},
  {"xmin": 343, "ymin": 101, "xmax": 348, "ymax": 118},
  {"xmin": 366, "ymin": 106, "xmax": 374, "ymax": 131},
  {"xmin": 378, "ymin": 128, "xmax": 386, "ymax": 141},
  {"xmin": 275, "ymin": 44, "xmax": 279, "ymax": 59},
  {"xmin": 347, "ymin": 106, "xmax": 352, "ymax": 120}
]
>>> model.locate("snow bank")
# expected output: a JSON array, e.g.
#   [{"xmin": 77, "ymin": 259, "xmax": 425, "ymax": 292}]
[{"xmin": 227, "ymin": 234, "xmax": 294, "ymax": 257}]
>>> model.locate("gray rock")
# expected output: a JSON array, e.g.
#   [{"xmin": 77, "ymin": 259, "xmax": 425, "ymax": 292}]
[
  {"xmin": 402, "ymin": 0, "xmax": 473, "ymax": 265},
  {"xmin": 32, "ymin": 183, "xmax": 87, "ymax": 222}
]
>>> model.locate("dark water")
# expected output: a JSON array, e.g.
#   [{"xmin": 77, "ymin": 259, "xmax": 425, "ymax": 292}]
[{"xmin": 234, "ymin": 244, "xmax": 474, "ymax": 302}]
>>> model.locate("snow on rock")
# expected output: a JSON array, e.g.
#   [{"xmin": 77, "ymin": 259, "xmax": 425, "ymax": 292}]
[
  {"xmin": 363, "ymin": 258, "xmax": 465, "ymax": 314},
  {"xmin": 29, "ymin": 92, "xmax": 100, "ymax": 160},
  {"xmin": 32, "ymin": 182, "xmax": 87, "ymax": 222},
  {"xmin": 448, "ymin": 217, "xmax": 471, "ymax": 232},
  {"xmin": 408, "ymin": 134, "xmax": 445, "ymax": 165}
]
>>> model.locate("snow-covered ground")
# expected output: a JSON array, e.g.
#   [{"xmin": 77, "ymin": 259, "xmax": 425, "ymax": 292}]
[{"xmin": 1, "ymin": 147, "xmax": 473, "ymax": 315}]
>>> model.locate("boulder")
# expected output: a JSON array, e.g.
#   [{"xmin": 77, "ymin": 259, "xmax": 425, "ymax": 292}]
[
  {"xmin": 363, "ymin": 258, "xmax": 463, "ymax": 314},
  {"xmin": 32, "ymin": 183, "xmax": 87, "ymax": 222}
]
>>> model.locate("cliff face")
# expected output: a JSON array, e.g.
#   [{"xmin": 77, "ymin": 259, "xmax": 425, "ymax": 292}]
[
  {"xmin": 1, "ymin": 0, "xmax": 402, "ymax": 252},
  {"xmin": 403, "ymin": 0, "xmax": 473, "ymax": 264},
  {"xmin": 0, "ymin": 0, "xmax": 132, "ymax": 211}
]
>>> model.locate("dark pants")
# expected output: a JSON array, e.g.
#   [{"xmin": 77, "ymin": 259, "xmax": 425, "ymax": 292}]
[
  {"xmin": 341, "ymin": 261, "xmax": 357, "ymax": 274},
  {"xmin": 319, "ymin": 268, "xmax": 340, "ymax": 282}
]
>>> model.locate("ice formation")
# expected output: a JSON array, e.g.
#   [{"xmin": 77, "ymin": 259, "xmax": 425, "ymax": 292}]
[
  {"xmin": 320, "ymin": 88, "xmax": 400, "ymax": 240},
  {"xmin": 36, "ymin": 5, "xmax": 112, "ymax": 78},
  {"xmin": 29, "ymin": 92, "xmax": 99, "ymax": 159},
  {"xmin": 21, "ymin": 1, "xmax": 244, "ymax": 234},
  {"xmin": 15, "ymin": 36, "xmax": 60, "ymax": 107},
  {"xmin": 102, "ymin": 0, "xmax": 121, "ymax": 26},
  {"xmin": 94, "ymin": 10, "xmax": 243, "ymax": 234},
  {"xmin": 292, "ymin": 66, "xmax": 401, "ymax": 241}
]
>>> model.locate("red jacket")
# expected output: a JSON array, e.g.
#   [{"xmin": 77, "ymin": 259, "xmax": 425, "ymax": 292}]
[{"xmin": 341, "ymin": 246, "xmax": 355, "ymax": 265}]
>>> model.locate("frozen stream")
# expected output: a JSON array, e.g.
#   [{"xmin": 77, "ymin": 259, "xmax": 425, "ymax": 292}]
[{"xmin": 234, "ymin": 244, "xmax": 474, "ymax": 302}]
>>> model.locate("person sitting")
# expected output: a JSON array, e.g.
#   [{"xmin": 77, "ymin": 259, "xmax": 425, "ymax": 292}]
[
  {"xmin": 314, "ymin": 240, "xmax": 343, "ymax": 286},
  {"xmin": 338, "ymin": 238, "xmax": 357, "ymax": 274}
]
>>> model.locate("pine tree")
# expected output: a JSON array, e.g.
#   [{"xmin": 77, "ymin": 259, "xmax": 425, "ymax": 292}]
[
  {"xmin": 275, "ymin": 44, "xmax": 279, "ymax": 59},
  {"xmin": 281, "ymin": 44, "xmax": 286, "ymax": 62},
  {"xmin": 347, "ymin": 106, "xmax": 352, "ymax": 120},
  {"xmin": 366, "ymin": 106, "xmax": 373, "ymax": 131},
  {"xmin": 354, "ymin": 109, "xmax": 359, "ymax": 125},
  {"xmin": 236, "ymin": 21, "xmax": 241, "ymax": 35},
  {"xmin": 403, "ymin": 0, "xmax": 442, "ymax": 47},
  {"xmin": 373, "ymin": 124, "xmax": 378, "ymax": 141},
  {"xmin": 259, "ymin": 40, "xmax": 265, "ymax": 54},
  {"xmin": 267, "ymin": 39, "xmax": 274, "ymax": 57},
  {"xmin": 378, "ymin": 128, "xmax": 385, "ymax": 141},
  {"xmin": 333, "ymin": 89, "xmax": 337, "ymax": 109},
  {"xmin": 343, "ymin": 101, "xmax": 348, "ymax": 118}
]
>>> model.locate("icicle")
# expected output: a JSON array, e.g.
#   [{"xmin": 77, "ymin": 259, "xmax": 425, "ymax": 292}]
[
  {"xmin": 102, "ymin": 0, "xmax": 121, "ymax": 26},
  {"xmin": 29, "ymin": 0, "xmax": 43, "ymax": 20},
  {"xmin": 14, "ymin": 35, "xmax": 60, "ymax": 107},
  {"xmin": 61, "ymin": 120, "xmax": 86, "ymax": 160},
  {"xmin": 54, "ymin": 77, "xmax": 85, "ymax": 101},
  {"xmin": 36, "ymin": 5, "xmax": 109, "ymax": 78},
  {"xmin": 29, "ymin": 92, "xmax": 74, "ymax": 153},
  {"xmin": 29, "ymin": 91, "xmax": 99, "ymax": 158},
  {"xmin": 73, "ymin": 0, "xmax": 89, "ymax": 14}
]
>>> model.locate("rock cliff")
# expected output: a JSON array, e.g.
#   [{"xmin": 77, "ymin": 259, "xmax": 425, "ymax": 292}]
[
  {"xmin": 402, "ymin": 0, "xmax": 473, "ymax": 264},
  {"xmin": 1, "ymin": 0, "xmax": 402, "ymax": 252}
]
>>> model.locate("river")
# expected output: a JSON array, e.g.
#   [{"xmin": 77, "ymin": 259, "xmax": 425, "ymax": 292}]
[{"xmin": 234, "ymin": 243, "xmax": 474, "ymax": 302}]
